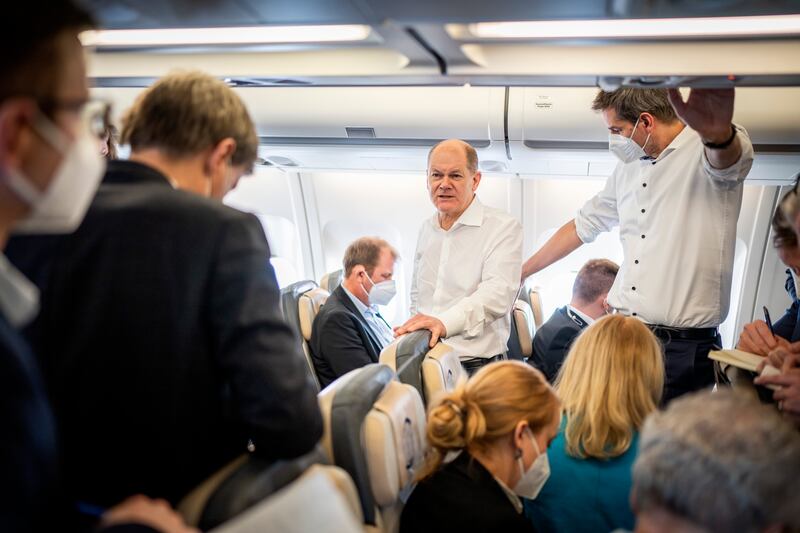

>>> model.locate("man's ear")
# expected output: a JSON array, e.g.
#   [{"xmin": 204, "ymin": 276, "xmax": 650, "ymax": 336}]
[
  {"xmin": 640, "ymin": 112, "xmax": 656, "ymax": 132},
  {"xmin": 0, "ymin": 99, "xmax": 37, "ymax": 171},
  {"xmin": 205, "ymin": 138, "xmax": 236, "ymax": 175},
  {"xmin": 472, "ymin": 170, "xmax": 482, "ymax": 192}
]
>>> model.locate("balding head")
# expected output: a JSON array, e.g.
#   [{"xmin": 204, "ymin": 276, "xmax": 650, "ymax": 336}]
[{"xmin": 427, "ymin": 139, "xmax": 479, "ymax": 174}]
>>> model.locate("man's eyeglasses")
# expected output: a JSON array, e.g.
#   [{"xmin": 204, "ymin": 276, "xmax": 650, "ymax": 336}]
[{"xmin": 38, "ymin": 98, "xmax": 112, "ymax": 141}]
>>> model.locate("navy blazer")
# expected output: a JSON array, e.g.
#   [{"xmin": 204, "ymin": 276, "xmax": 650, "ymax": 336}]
[
  {"xmin": 530, "ymin": 306, "xmax": 587, "ymax": 383},
  {"xmin": 773, "ymin": 270, "xmax": 800, "ymax": 342},
  {"xmin": 6, "ymin": 160, "xmax": 322, "ymax": 507},
  {"xmin": 309, "ymin": 285, "xmax": 385, "ymax": 388}
]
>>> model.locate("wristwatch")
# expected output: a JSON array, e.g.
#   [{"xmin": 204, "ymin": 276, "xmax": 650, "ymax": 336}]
[{"xmin": 702, "ymin": 125, "xmax": 738, "ymax": 149}]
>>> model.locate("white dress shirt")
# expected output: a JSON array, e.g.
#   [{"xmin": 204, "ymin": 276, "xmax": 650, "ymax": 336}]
[
  {"xmin": 567, "ymin": 305, "xmax": 594, "ymax": 326},
  {"xmin": 411, "ymin": 196, "xmax": 523, "ymax": 359},
  {"xmin": 341, "ymin": 285, "xmax": 395, "ymax": 348},
  {"xmin": 575, "ymin": 125, "xmax": 754, "ymax": 328}
]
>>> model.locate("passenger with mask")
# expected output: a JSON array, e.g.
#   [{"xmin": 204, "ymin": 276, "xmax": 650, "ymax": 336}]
[
  {"xmin": 525, "ymin": 315, "xmax": 664, "ymax": 533},
  {"xmin": 310, "ymin": 236, "xmax": 399, "ymax": 387},
  {"xmin": 7, "ymin": 71, "xmax": 323, "ymax": 509},
  {"xmin": 521, "ymin": 88, "xmax": 754, "ymax": 404},
  {"xmin": 0, "ymin": 2, "xmax": 196, "ymax": 532},
  {"xmin": 400, "ymin": 361, "xmax": 560, "ymax": 533}
]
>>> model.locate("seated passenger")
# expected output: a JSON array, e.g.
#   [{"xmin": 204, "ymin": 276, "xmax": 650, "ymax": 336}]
[
  {"xmin": 400, "ymin": 361, "xmax": 561, "ymax": 533},
  {"xmin": 395, "ymin": 139, "xmax": 523, "ymax": 375},
  {"xmin": 631, "ymin": 390, "xmax": 800, "ymax": 532},
  {"xmin": 6, "ymin": 71, "xmax": 322, "ymax": 508},
  {"xmin": 0, "ymin": 2, "xmax": 197, "ymax": 532},
  {"xmin": 529, "ymin": 258, "xmax": 618, "ymax": 382},
  {"xmin": 310, "ymin": 236, "xmax": 398, "ymax": 387},
  {"xmin": 524, "ymin": 315, "xmax": 664, "ymax": 533},
  {"xmin": 737, "ymin": 190, "xmax": 800, "ymax": 355}
]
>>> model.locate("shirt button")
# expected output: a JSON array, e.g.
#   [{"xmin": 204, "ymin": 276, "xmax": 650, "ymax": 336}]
[
  {"xmin": 632, "ymin": 312, "xmax": 638, "ymax": 317},
  {"xmin": 642, "ymin": 183, "xmax": 647, "ymax": 188},
  {"xmin": 641, "ymin": 209, "xmax": 646, "ymax": 213},
  {"xmin": 641, "ymin": 234, "xmax": 645, "ymax": 239},
  {"xmin": 635, "ymin": 260, "xmax": 639, "ymax": 264},
  {"xmin": 632, "ymin": 287, "xmax": 636, "ymax": 291}
]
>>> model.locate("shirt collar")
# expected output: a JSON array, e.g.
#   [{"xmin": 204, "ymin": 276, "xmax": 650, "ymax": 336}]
[
  {"xmin": 342, "ymin": 284, "xmax": 374, "ymax": 317},
  {"xmin": 0, "ymin": 254, "xmax": 39, "ymax": 328},
  {"xmin": 653, "ymin": 124, "xmax": 694, "ymax": 163},
  {"xmin": 430, "ymin": 195, "xmax": 484, "ymax": 230},
  {"xmin": 493, "ymin": 475, "xmax": 524, "ymax": 514},
  {"xmin": 567, "ymin": 304, "xmax": 594, "ymax": 326}
]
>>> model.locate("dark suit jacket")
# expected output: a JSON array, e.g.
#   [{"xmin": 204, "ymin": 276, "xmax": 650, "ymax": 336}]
[
  {"xmin": 6, "ymin": 160, "xmax": 322, "ymax": 507},
  {"xmin": 400, "ymin": 452, "xmax": 535, "ymax": 533},
  {"xmin": 774, "ymin": 269, "xmax": 800, "ymax": 342},
  {"xmin": 530, "ymin": 306, "xmax": 587, "ymax": 383},
  {"xmin": 309, "ymin": 285, "xmax": 384, "ymax": 388}
]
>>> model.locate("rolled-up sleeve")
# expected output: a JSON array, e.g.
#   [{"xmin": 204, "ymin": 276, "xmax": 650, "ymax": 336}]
[
  {"xmin": 574, "ymin": 170, "xmax": 620, "ymax": 244},
  {"xmin": 702, "ymin": 124, "xmax": 754, "ymax": 186},
  {"xmin": 433, "ymin": 218, "xmax": 523, "ymax": 339}
]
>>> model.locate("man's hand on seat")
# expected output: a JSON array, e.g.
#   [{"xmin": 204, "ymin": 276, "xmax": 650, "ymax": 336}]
[
  {"xmin": 737, "ymin": 320, "xmax": 786, "ymax": 357},
  {"xmin": 101, "ymin": 495, "xmax": 199, "ymax": 533},
  {"xmin": 394, "ymin": 314, "xmax": 447, "ymax": 348}
]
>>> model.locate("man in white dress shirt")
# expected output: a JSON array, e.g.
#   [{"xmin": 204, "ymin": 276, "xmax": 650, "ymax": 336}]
[
  {"xmin": 395, "ymin": 139, "xmax": 523, "ymax": 375},
  {"xmin": 521, "ymin": 88, "xmax": 754, "ymax": 404}
]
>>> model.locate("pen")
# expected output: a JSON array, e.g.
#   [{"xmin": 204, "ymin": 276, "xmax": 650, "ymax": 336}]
[{"xmin": 763, "ymin": 306, "xmax": 775, "ymax": 336}]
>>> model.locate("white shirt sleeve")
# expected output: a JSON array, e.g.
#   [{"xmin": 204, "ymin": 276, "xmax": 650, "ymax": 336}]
[
  {"xmin": 431, "ymin": 218, "xmax": 523, "ymax": 340},
  {"xmin": 574, "ymin": 169, "xmax": 620, "ymax": 244},
  {"xmin": 701, "ymin": 125, "xmax": 755, "ymax": 187}
]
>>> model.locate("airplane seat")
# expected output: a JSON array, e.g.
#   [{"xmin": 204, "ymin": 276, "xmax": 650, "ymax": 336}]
[
  {"xmin": 529, "ymin": 286, "xmax": 545, "ymax": 329},
  {"xmin": 506, "ymin": 299, "xmax": 535, "ymax": 361},
  {"xmin": 318, "ymin": 364, "xmax": 426, "ymax": 532},
  {"xmin": 320, "ymin": 268, "xmax": 344, "ymax": 293},
  {"xmin": 280, "ymin": 280, "xmax": 330, "ymax": 391},
  {"xmin": 207, "ymin": 463, "xmax": 364, "ymax": 533},
  {"xmin": 379, "ymin": 330, "xmax": 466, "ymax": 406},
  {"xmin": 178, "ymin": 447, "xmax": 331, "ymax": 530}
]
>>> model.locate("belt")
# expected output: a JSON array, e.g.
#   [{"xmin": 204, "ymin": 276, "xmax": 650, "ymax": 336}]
[
  {"xmin": 461, "ymin": 353, "xmax": 505, "ymax": 369},
  {"xmin": 647, "ymin": 325, "xmax": 719, "ymax": 341}
]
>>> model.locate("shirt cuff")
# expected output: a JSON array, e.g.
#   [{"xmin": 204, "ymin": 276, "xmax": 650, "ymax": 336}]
[
  {"xmin": 702, "ymin": 125, "xmax": 754, "ymax": 182},
  {"xmin": 432, "ymin": 306, "xmax": 466, "ymax": 339},
  {"xmin": 573, "ymin": 213, "xmax": 597, "ymax": 244}
]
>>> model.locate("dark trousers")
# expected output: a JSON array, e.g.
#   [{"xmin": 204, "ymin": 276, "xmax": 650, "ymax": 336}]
[
  {"xmin": 461, "ymin": 354, "xmax": 505, "ymax": 377},
  {"xmin": 655, "ymin": 333, "xmax": 721, "ymax": 405}
]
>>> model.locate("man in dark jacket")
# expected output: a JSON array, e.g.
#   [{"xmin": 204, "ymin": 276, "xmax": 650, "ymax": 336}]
[
  {"xmin": 310, "ymin": 237, "xmax": 398, "ymax": 387},
  {"xmin": 7, "ymin": 71, "xmax": 322, "ymax": 508},
  {"xmin": 529, "ymin": 259, "xmax": 619, "ymax": 382}
]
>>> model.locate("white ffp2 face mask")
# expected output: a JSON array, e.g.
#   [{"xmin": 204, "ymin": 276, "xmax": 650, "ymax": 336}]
[
  {"xmin": 7, "ymin": 112, "xmax": 105, "ymax": 234},
  {"xmin": 608, "ymin": 115, "xmax": 651, "ymax": 164},
  {"xmin": 513, "ymin": 428, "xmax": 550, "ymax": 500},
  {"xmin": 362, "ymin": 274, "xmax": 397, "ymax": 307}
]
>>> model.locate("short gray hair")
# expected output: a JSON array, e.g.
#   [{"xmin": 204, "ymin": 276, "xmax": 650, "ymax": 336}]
[
  {"xmin": 632, "ymin": 390, "xmax": 800, "ymax": 532},
  {"xmin": 592, "ymin": 88, "xmax": 678, "ymax": 125},
  {"xmin": 427, "ymin": 139, "xmax": 479, "ymax": 174}
]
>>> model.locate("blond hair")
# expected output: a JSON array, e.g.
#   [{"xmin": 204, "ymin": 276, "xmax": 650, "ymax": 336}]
[
  {"xmin": 555, "ymin": 315, "xmax": 664, "ymax": 460},
  {"xmin": 121, "ymin": 71, "xmax": 258, "ymax": 170},
  {"xmin": 418, "ymin": 361, "xmax": 559, "ymax": 481}
]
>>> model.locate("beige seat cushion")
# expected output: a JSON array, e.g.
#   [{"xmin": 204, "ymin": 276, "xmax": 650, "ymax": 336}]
[
  {"xmin": 513, "ymin": 300, "xmax": 535, "ymax": 359},
  {"xmin": 363, "ymin": 381, "xmax": 426, "ymax": 508},
  {"xmin": 298, "ymin": 287, "xmax": 330, "ymax": 341},
  {"xmin": 178, "ymin": 455, "xmax": 249, "ymax": 527},
  {"xmin": 421, "ymin": 343, "xmax": 467, "ymax": 405},
  {"xmin": 529, "ymin": 287, "xmax": 544, "ymax": 329},
  {"xmin": 210, "ymin": 464, "xmax": 364, "ymax": 533}
]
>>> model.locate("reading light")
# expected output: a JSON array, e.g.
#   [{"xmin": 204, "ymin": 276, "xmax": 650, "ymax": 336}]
[
  {"xmin": 464, "ymin": 15, "xmax": 800, "ymax": 40},
  {"xmin": 80, "ymin": 24, "xmax": 372, "ymax": 47}
]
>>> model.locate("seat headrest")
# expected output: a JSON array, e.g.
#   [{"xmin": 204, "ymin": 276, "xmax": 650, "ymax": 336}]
[
  {"xmin": 320, "ymin": 269, "xmax": 344, "ymax": 293},
  {"xmin": 210, "ymin": 464, "xmax": 364, "ymax": 533},
  {"xmin": 363, "ymin": 380, "xmax": 426, "ymax": 508},
  {"xmin": 317, "ymin": 364, "xmax": 396, "ymax": 525},
  {"xmin": 529, "ymin": 287, "xmax": 544, "ymax": 329},
  {"xmin": 513, "ymin": 300, "xmax": 535, "ymax": 359},
  {"xmin": 421, "ymin": 344, "xmax": 467, "ymax": 405},
  {"xmin": 298, "ymin": 288, "xmax": 330, "ymax": 340}
]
